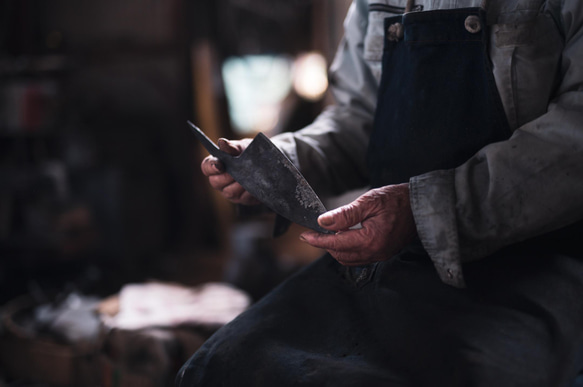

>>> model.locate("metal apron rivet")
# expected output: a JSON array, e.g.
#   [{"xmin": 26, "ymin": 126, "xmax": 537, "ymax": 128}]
[
  {"xmin": 464, "ymin": 15, "xmax": 481, "ymax": 33},
  {"xmin": 387, "ymin": 23, "xmax": 404, "ymax": 42}
]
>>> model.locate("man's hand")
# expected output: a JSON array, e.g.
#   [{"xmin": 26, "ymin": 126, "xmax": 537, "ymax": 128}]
[
  {"xmin": 300, "ymin": 183, "xmax": 417, "ymax": 266},
  {"xmin": 200, "ymin": 138, "xmax": 260, "ymax": 206}
]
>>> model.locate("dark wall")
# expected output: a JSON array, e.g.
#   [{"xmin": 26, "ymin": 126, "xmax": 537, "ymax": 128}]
[
  {"xmin": 0, "ymin": 0, "xmax": 217, "ymax": 299},
  {"xmin": 0, "ymin": 0, "xmax": 351, "ymax": 301}
]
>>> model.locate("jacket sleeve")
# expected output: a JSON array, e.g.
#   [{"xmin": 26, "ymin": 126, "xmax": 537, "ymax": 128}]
[
  {"xmin": 272, "ymin": 0, "xmax": 375, "ymax": 198},
  {"xmin": 410, "ymin": 1, "xmax": 583, "ymax": 287}
]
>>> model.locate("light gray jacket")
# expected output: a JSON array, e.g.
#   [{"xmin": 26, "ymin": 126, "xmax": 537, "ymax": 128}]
[{"xmin": 273, "ymin": 0, "xmax": 583, "ymax": 287}]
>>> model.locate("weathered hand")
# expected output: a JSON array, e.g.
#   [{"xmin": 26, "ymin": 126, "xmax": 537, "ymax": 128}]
[
  {"xmin": 200, "ymin": 138, "xmax": 260, "ymax": 206},
  {"xmin": 300, "ymin": 183, "xmax": 417, "ymax": 266}
]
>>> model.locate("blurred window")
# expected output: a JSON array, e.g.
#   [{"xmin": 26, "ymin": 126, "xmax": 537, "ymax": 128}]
[{"xmin": 222, "ymin": 55, "xmax": 292, "ymax": 134}]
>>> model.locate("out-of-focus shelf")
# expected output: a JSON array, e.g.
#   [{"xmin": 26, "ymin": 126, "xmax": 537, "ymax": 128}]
[
  {"xmin": 0, "ymin": 130, "xmax": 58, "ymax": 138},
  {"xmin": 0, "ymin": 55, "xmax": 69, "ymax": 78}
]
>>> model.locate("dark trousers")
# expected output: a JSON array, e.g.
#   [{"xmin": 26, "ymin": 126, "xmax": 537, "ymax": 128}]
[{"xmin": 177, "ymin": 241, "xmax": 583, "ymax": 386}]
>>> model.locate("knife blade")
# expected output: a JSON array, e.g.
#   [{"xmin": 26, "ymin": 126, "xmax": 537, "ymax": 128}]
[{"xmin": 188, "ymin": 121, "xmax": 332, "ymax": 235}]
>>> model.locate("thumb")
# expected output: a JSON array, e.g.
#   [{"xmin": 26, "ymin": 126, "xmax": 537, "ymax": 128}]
[
  {"xmin": 318, "ymin": 201, "xmax": 367, "ymax": 231},
  {"xmin": 218, "ymin": 138, "xmax": 242, "ymax": 156}
]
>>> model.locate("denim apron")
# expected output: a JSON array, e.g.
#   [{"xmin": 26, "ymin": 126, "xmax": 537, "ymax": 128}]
[
  {"xmin": 367, "ymin": 7, "xmax": 509, "ymax": 186},
  {"xmin": 176, "ymin": 5, "xmax": 583, "ymax": 387}
]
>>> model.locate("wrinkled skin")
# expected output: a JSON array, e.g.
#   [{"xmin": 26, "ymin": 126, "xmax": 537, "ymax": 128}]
[
  {"xmin": 201, "ymin": 139, "xmax": 418, "ymax": 266},
  {"xmin": 300, "ymin": 184, "xmax": 418, "ymax": 266},
  {"xmin": 200, "ymin": 138, "xmax": 260, "ymax": 206}
]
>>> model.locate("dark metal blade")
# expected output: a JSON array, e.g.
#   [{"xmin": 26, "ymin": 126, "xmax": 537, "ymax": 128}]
[
  {"xmin": 235, "ymin": 133, "xmax": 332, "ymax": 234},
  {"xmin": 188, "ymin": 122, "xmax": 331, "ymax": 234},
  {"xmin": 187, "ymin": 121, "xmax": 224, "ymax": 159}
]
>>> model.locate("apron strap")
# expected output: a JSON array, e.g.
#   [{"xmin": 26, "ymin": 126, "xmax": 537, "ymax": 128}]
[{"xmin": 405, "ymin": 0, "xmax": 490, "ymax": 12}]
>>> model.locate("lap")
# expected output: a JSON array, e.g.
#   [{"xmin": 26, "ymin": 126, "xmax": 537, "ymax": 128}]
[{"xmin": 177, "ymin": 243, "xmax": 583, "ymax": 387}]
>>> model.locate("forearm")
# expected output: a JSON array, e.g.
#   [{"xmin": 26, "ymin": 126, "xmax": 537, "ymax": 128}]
[
  {"xmin": 409, "ymin": 1, "xmax": 583, "ymax": 287},
  {"xmin": 412, "ymin": 98, "xmax": 583, "ymax": 250},
  {"xmin": 272, "ymin": 0, "xmax": 376, "ymax": 198},
  {"xmin": 273, "ymin": 106, "xmax": 371, "ymax": 197}
]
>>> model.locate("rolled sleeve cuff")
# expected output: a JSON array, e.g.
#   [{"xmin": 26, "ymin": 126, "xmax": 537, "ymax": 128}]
[{"xmin": 409, "ymin": 170, "xmax": 466, "ymax": 288}]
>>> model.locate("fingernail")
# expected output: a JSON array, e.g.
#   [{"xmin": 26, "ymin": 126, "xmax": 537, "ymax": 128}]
[
  {"xmin": 319, "ymin": 213, "xmax": 334, "ymax": 227},
  {"xmin": 299, "ymin": 234, "xmax": 307, "ymax": 242},
  {"xmin": 218, "ymin": 138, "xmax": 231, "ymax": 149},
  {"xmin": 211, "ymin": 162, "xmax": 224, "ymax": 172}
]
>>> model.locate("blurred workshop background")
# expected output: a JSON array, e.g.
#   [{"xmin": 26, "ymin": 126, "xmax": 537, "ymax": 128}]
[{"xmin": 0, "ymin": 0, "xmax": 351, "ymax": 385}]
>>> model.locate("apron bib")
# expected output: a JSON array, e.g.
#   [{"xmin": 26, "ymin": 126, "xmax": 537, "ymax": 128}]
[{"xmin": 367, "ymin": 7, "xmax": 510, "ymax": 187}]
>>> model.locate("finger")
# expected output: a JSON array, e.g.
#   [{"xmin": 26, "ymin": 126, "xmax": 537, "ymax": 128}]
[
  {"xmin": 201, "ymin": 156, "xmax": 225, "ymax": 176},
  {"xmin": 318, "ymin": 198, "xmax": 374, "ymax": 231},
  {"xmin": 209, "ymin": 173, "xmax": 236, "ymax": 191},
  {"xmin": 218, "ymin": 138, "xmax": 243, "ymax": 156},
  {"xmin": 300, "ymin": 229, "xmax": 369, "ymax": 252},
  {"xmin": 222, "ymin": 181, "xmax": 247, "ymax": 200}
]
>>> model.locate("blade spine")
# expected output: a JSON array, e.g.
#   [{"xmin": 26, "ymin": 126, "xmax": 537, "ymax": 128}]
[{"xmin": 187, "ymin": 121, "xmax": 222, "ymax": 159}]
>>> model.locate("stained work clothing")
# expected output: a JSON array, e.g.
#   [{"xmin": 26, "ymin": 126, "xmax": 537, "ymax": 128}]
[
  {"xmin": 177, "ymin": 249, "xmax": 583, "ymax": 386},
  {"xmin": 274, "ymin": 0, "xmax": 583, "ymax": 287},
  {"xmin": 366, "ymin": 6, "xmax": 513, "ymax": 285},
  {"xmin": 177, "ymin": 0, "xmax": 583, "ymax": 385}
]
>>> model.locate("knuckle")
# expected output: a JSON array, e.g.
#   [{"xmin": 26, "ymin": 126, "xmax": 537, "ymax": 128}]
[
  {"xmin": 209, "ymin": 176, "xmax": 224, "ymax": 189},
  {"xmin": 330, "ymin": 238, "xmax": 343, "ymax": 252},
  {"xmin": 223, "ymin": 187, "xmax": 236, "ymax": 198},
  {"xmin": 216, "ymin": 174, "xmax": 235, "ymax": 188},
  {"xmin": 332, "ymin": 252, "xmax": 348, "ymax": 264},
  {"xmin": 222, "ymin": 191, "xmax": 236, "ymax": 200},
  {"xmin": 223, "ymin": 184, "xmax": 244, "ymax": 200}
]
